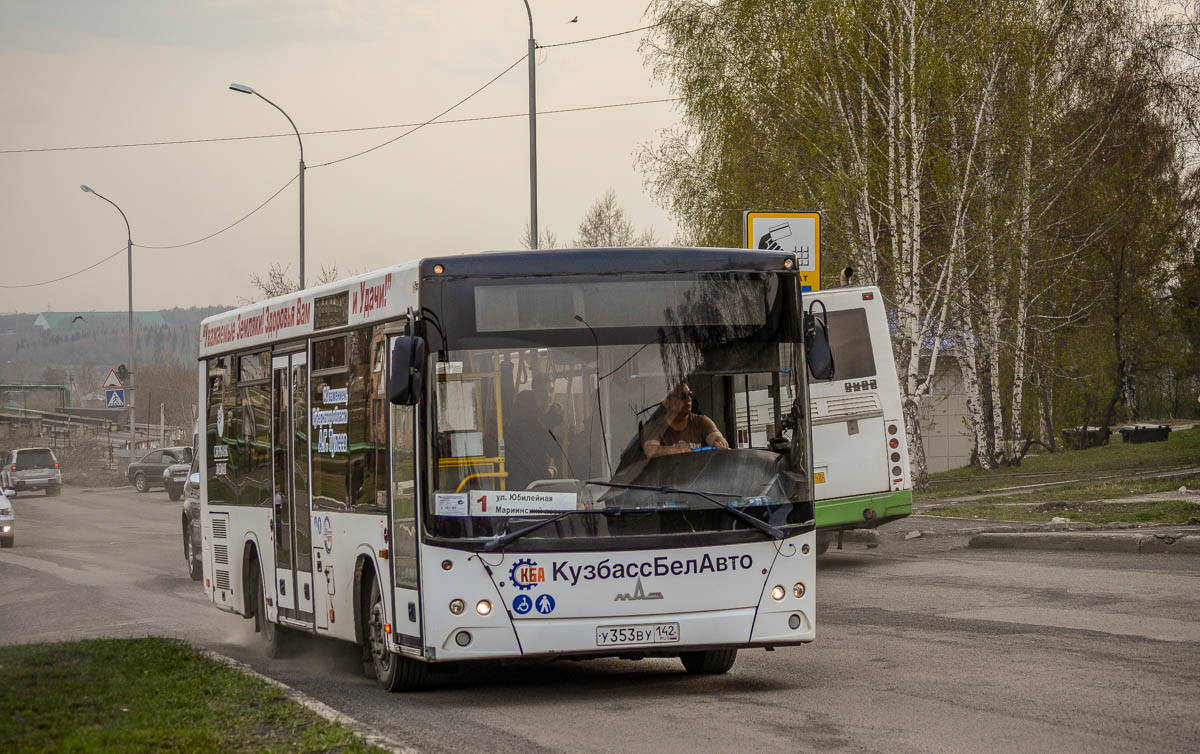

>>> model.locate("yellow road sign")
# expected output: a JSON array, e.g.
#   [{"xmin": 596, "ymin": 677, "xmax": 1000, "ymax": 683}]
[{"xmin": 744, "ymin": 211, "xmax": 821, "ymax": 291}]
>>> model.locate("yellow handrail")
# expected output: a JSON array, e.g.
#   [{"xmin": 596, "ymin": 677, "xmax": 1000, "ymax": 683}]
[{"xmin": 455, "ymin": 471, "xmax": 509, "ymax": 493}]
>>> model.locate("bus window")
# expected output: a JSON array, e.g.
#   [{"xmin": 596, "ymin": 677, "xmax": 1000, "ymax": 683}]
[
  {"xmin": 312, "ymin": 336, "xmax": 349, "ymax": 510},
  {"xmin": 824, "ymin": 308, "xmax": 876, "ymax": 380}
]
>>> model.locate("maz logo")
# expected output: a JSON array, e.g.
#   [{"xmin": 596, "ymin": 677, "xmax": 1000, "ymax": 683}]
[{"xmin": 614, "ymin": 578, "xmax": 663, "ymax": 601}]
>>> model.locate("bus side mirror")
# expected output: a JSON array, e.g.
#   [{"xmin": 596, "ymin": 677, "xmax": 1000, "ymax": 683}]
[
  {"xmin": 389, "ymin": 335, "xmax": 427, "ymax": 406},
  {"xmin": 804, "ymin": 306, "xmax": 835, "ymax": 381}
]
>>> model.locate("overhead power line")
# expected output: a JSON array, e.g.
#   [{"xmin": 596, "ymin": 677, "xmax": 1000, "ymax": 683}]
[{"xmin": 0, "ymin": 98, "xmax": 677, "ymax": 157}]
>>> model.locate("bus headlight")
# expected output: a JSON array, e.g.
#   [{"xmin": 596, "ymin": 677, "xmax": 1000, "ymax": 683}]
[
  {"xmin": 793, "ymin": 582, "xmax": 806, "ymax": 599},
  {"xmin": 476, "ymin": 600, "xmax": 492, "ymax": 616},
  {"xmin": 771, "ymin": 585, "xmax": 786, "ymax": 601},
  {"xmin": 449, "ymin": 598, "xmax": 465, "ymax": 615}
]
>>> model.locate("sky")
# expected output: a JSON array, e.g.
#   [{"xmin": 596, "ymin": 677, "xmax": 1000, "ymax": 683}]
[{"xmin": 0, "ymin": 0, "xmax": 682, "ymax": 313}]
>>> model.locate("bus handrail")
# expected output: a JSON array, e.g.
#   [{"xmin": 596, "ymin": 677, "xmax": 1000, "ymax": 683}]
[{"xmin": 455, "ymin": 471, "xmax": 508, "ymax": 493}]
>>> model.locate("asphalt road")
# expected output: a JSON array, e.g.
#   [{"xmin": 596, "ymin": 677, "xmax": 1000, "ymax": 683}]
[{"xmin": 2, "ymin": 487, "xmax": 1198, "ymax": 753}]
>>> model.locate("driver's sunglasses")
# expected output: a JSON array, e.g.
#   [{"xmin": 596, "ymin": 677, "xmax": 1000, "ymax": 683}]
[{"xmin": 670, "ymin": 390, "xmax": 694, "ymax": 400}]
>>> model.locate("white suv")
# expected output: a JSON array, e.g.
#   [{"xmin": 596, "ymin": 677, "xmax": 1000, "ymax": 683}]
[{"xmin": 2, "ymin": 447, "xmax": 62, "ymax": 497}]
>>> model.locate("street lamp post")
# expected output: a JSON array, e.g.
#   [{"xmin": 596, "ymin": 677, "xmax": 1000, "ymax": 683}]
[
  {"xmin": 523, "ymin": 0, "xmax": 539, "ymax": 249},
  {"xmin": 79, "ymin": 184, "xmax": 135, "ymax": 453},
  {"xmin": 229, "ymin": 83, "xmax": 306, "ymax": 288}
]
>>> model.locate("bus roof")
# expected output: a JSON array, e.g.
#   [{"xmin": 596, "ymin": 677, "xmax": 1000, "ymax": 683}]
[{"xmin": 199, "ymin": 248, "xmax": 798, "ymax": 358}]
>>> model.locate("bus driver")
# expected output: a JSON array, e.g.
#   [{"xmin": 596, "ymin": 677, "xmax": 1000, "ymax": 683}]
[{"xmin": 641, "ymin": 382, "xmax": 729, "ymax": 458}]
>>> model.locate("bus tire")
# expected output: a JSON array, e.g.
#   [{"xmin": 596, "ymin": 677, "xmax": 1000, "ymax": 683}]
[
  {"xmin": 367, "ymin": 578, "xmax": 426, "ymax": 692},
  {"xmin": 183, "ymin": 520, "xmax": 202, "ymax": 581},
  {"xmin": 680, "ymin": 649, "xmax": 737, "ymax": 675},
  {"xmin": 252, "ymin": 559, "xmax": 288, "ymax": 658}
]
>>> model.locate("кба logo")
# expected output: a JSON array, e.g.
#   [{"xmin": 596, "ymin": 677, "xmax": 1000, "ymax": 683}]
[{"xmin": 509, "ymin": 558, "xmax": 545, "ymax": 590}]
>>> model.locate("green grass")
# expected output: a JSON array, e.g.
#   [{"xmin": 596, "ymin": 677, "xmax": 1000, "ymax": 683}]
[
  {"xmin": 959, "ymin": 473, "xmax": 1200, "ymax": 505},
  {"xmin": 919, "ymin": 426, "xmax": 1200, "ymax": 500},
  {"xmin": 0, "ymin": 638, "xmax": 384, "ymax": 754},
  {"xmin": 925, "ymin": 500, "xmax": 1200, "ymax": 525}
]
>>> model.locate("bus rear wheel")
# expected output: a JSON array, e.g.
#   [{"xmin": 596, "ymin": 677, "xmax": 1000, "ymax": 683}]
[
  {"xmin": 680, "ymin": 648, "xmax": 738, "ymax": 675},
  {"xmin": 366, "ymin": 578, "xmax": 426, "ymax": 691}
]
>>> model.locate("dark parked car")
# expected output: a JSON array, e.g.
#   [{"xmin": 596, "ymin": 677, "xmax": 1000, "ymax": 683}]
[
  {"xmin": 163, "ymin": 460, "xmax": 191, "ymax": 501},
  {"xmin": 181, "ymin": 459, "xmax": 201, "ymax": 580},
  {"xmin": 1, "ymin": 447, "xmax": 62, "ymax": 497},
  {"xmin": 127, "ymin": 446, "xmax": 193, "ymax": 493}
]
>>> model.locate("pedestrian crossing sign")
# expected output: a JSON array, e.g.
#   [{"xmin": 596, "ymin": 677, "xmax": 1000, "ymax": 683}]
[{"xmin": 105, "ymin": 389, "xmax": 125, "ymax": 408}]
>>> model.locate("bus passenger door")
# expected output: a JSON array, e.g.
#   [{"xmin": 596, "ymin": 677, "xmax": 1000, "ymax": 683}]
[
  {"xmin": 389, "ymin": 336, "xmax": 423, "ymax": 653},
  {"xmin": 271, "ymin": 351, "xmax": 315, "ymax": 629}
]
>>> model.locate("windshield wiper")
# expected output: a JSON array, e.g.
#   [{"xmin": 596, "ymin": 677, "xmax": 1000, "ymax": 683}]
[
  {"xmin": 483, "ymin": 509, "xmax": 611, "ymax": 552},
  {"xmin": 583, "ymin": 480, "xmax": 786, "ymax": 540}
]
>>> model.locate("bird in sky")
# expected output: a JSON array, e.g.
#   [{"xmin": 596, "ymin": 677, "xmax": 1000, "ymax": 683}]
[
  {"xmin": 568, "ymin": 15, "xmax": 578, "ymax": 23},
  {"xmin": 71, "ymin": 315, "xmax": 85, "ymax": 323}
]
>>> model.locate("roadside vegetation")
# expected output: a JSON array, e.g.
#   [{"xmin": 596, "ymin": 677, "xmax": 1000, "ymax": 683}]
[
  {"xmin": 0, "ymin": 638, "xmax": 382, "ymax": 753},
  {"xmin": 917, "ymin": 427, "xmax": 1200, "ymax": 524},
  {"xmin": 918, "ymin": 426, "xmax": 1200, "ymax": 500},
  {"xmin": 927, "ymin": 500, "xmax": 1200, "ymax": 526}
]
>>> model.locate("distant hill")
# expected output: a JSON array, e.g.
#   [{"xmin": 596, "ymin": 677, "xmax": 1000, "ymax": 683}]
[{"xmin": 0, "ymin": 306, "xmax": 231, "ymax": 384}]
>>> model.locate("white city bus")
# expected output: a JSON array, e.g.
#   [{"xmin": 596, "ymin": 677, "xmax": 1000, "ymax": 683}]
[
  {"xmin": 197, "ymin": 248, "xmax": 828, "ymax": 690},
  {"xmin": 807, "ymin": 285, "xmax": 912, "ymax": 552}
]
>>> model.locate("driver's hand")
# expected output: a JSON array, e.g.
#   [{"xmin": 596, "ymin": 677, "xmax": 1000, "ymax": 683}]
[{"xmin": 713, "ymin": 437, "xmax": 730, "ymax": 450}]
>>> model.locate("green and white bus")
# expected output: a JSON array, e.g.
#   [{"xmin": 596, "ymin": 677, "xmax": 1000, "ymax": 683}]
[{"xmin": 808, "ymin": 285, "xmax": 913, "ymax": 552}]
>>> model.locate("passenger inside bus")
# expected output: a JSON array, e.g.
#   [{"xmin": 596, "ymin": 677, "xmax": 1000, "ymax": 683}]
[
  {"xmin": 640, "ymin": 382, "xmax": 729, "ymax": 458},
  {"xmin": 505, "ymin": 372, "xmax": 565, "ymax": 489}
]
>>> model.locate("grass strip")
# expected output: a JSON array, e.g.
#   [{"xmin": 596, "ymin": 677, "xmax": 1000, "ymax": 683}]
[
  {"xmin": 0, "ymin": 638, "xmax": 385, "ymax": 754},
  {"xmin": 919, "ymin": 427, "xmax": 1200, "ymax": 500},
  {"xmin": 924, "ymin": 499, "xmax": 1200, "ymax": 525},
  {"xmin": 955, "ymin": 474, "xmax": 1200, "ymax": 506}
]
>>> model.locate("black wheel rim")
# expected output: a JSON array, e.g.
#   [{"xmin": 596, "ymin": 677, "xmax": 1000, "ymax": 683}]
[{"xmin": 369, "ymin": 592, "xmax": 392, "ymax": 674}]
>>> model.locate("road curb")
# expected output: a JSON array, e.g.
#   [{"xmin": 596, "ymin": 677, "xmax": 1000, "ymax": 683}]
[
  {"xmin": 968, "ymin": 531, "xmax": 1200, "ymax": 553},
  {"xmin": 198, "ymin": 648, "xmax": 420, "ymax": 754}
]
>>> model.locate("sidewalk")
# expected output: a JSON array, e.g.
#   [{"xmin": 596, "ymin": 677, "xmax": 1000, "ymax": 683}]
[{"xmin": 836, "ymin": 515, "xmax": 1200, "ymax": 555}]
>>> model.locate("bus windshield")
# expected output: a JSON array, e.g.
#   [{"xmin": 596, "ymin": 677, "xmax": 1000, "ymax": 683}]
[{"xmin": 421, "ymin": 270, "xmax": 813, "ymax": 548}]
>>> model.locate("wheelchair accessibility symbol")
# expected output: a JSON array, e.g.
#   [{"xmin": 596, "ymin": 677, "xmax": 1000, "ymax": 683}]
[{"xmin": 513, "ymin": 593, "xmax": 555, "ymax": 615}]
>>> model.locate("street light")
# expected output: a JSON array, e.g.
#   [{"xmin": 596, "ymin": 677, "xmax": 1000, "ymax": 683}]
[
  {"xmin": 229, "ymin": 82, "xmax": 307, "ymax": 288},
  {"xmin": 522, "ymin": 0, "xmax": 539, "ymax": 249},
  {"xmin": 79, "ymin": 183, "xmax": 135, "ymax": 453}
]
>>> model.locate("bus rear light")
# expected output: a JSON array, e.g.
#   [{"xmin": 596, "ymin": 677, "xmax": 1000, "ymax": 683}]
[
  {"xmin": 862, "ymin": 292, "xmax": 874, "ymax": 300},
  {"xmin": 892, "ymin": 466, "xmax": 902, "ymax": 477},
  {"xmin": 887, "ymin": 424, "xmax": 898, "ymax": 435},
  {"xmin": 449, "ymin": 599, "xmax": 465, "ymax": 615},
  {"xmin": 889, "ymin": 438, "xmax": 899, "ymax": 449},
  {"xmin": 54, "ymin": 463, "xmax": 59, "ymax": 468},
  {"xmin": 330, "ymin": 609, "xmax": 336, "ymax": 623},
  {"xmin": 384, "ymin": 622, "xmax": 391, "ymax": 634},
  {"xmin": 891, "ymin": 452, "xmax": 901, "ymax": 462},
  {"xmin": 476, "ymin": 600, "xmax": 492, "ymax": 616},
  {"xmin": 771, "ymin": 585, "xmax": 786, "ymax": 601}
]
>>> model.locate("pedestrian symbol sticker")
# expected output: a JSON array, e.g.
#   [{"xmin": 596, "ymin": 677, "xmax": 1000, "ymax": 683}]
[
  {"xmin": 105, "ymin": 389, "xmax": 125, "ymax": 408},
  {"xmin": 513, "ymin": 593, "xmax": 555, "ymax": 615}
]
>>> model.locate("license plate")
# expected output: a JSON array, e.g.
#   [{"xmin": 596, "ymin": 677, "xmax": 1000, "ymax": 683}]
[{"xmin": 596, "ymin": 622, "xmax": 679, "ymax": 646}]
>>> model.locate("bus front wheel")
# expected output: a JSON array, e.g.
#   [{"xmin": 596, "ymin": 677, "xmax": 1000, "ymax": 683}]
[
  {"xmin": 680, "ymin": 648, "xmax": 737, "ymax": 675},
  {"xmin": 366, "ymin": 579, "xmax": 426, "ymax": 691},
  {"xmin": 253, "ymin": 563, "xmax": 288, "ymax": 658}
]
